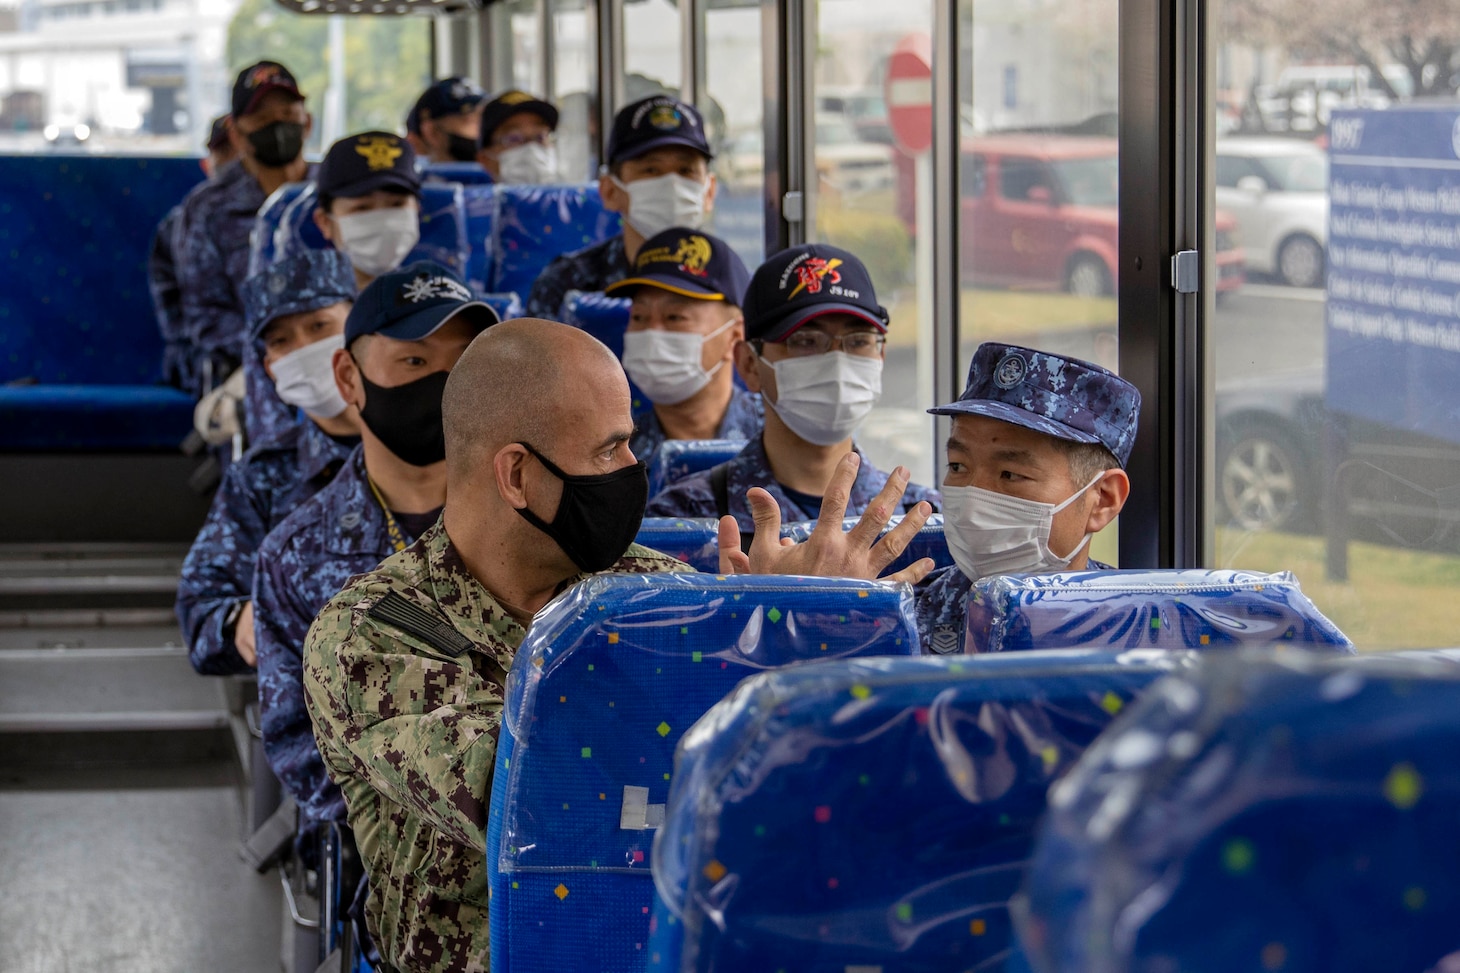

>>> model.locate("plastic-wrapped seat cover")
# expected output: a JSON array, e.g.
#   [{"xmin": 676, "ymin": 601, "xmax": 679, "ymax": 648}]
[
  {"xmin": 1015, "ymin": 650, "xmax": 1460, "ymax": 973},
  {"xmin": 965, "ymin": 569, "xmax": 1352, "ymax": 654},
  {"xmin": 562, "ymin": 289, "xmax": 631, "ymax": 358},
  {"xmin": 488, "ymin": 184, "xmax": 618, "ymax": 297},
  {"xmin": 648, "ymin": 649, "xmax": 1193, "ymax": 973},
  {"xmin": 646, "ymin": 439, "xmax": 747, "ymax": 498},
  {"xmin": 486, "ymin": 573, "xmax": 922, "ymax": 973}
]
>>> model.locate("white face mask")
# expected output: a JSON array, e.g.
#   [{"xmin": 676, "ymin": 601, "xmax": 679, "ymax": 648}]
[
  {"xmin": 334, "ymin": 207, "xmax": 420, "ymax": 278},
  {"xmin": 941, "ymin": 472, "xmax": 1105, "ymax": 581},
  {"xmin": 612, "ymin": 173, "xmax": 708, "ymax": 238},
  {"xmin": 269, "ymin": 333, "xmax": 348, "ymax": 419},
  {"xmin": 496, "ymin": 142, "xmax": 560, "ymax": 185},
  {"xmin": 622, "ymin": 316, "xmax": 737, "ymax": 405},
  {"xmin": 761, "ymin": 350, "xmax": 883, "ymax": 446}
]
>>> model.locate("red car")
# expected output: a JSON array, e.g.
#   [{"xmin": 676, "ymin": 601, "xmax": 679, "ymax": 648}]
[{"xmin": 899, "ymin": 135, "xmax": 1244, "ymax": 296}]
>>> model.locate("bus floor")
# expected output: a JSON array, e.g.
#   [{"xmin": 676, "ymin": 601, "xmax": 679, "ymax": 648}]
[{"xmin": 0, "ymin": 543, "xmax": 283, "ymax": 973}]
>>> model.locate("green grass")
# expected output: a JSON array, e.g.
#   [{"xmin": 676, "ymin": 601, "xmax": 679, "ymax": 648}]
[{"xmin": 1213, "ymin": 528, "xmax": 1460, "ymax": 650}]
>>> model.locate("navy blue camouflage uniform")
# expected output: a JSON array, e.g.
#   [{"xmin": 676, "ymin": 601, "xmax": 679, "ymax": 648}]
[
  {"xmin": 646, "ymin": 434, "xmax": 941, "ymax": 530},
  {"xmin": 253, "ymin": 449, "xmax": 429, "ymax": 822},
  {"xmin": 176, "ymin": 418, "xmax": 355, "ymax": 674},
  {"xmin": 148, "ymin": 206, "xmax": 189, "ymax": 389},
  {"xmin": 525, "ymin": 234, "xmax": 629, "ymax": 320},
  {"xmin": 173, "ymin": 159, "xmax": 307, "ymax": 444},
  {"xmin": 630, "ymin": 383, "xmax": 762, "ymax": 461}
]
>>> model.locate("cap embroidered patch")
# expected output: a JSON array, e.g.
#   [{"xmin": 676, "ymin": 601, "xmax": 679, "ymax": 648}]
[{"xmin": 355, "ymin": 135, "xmax": 404, "ymax": 171}]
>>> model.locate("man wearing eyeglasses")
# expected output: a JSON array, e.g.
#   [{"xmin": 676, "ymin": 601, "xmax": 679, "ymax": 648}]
[
  {"xmin": 647, "ymin": 243, "xmax": 941, "ymax": 527},
  {"xmin": 474, "ymin": 89, "xmax": 561, "ymax": 184}
]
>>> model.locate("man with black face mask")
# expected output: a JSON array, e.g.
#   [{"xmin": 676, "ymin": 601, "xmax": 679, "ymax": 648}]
[
  {"xmin": 405, "ymin": 76, "xmax": 486, "ymax": 165},
  {"xmin": 300, "ymin": 318, "xmax": 937, "ymax": 972},
  {"xmin": 174, "ymin": 60, "xmax": 314, "ymax": 446},
  {"xmin": 251, "ymin": 261, "xmax": 497, "ymax": 826}
]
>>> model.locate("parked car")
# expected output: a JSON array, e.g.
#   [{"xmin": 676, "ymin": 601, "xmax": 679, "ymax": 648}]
[
  {"xmin": 1255, "ymin": 64, "xmax": 1411, "ymax": 133},
  {"xmin": 958, "ymin": 135, "xmax": 1244, "ymax": 297},
  {"xmin": 1216, "ymin": 137, "xmax": 1327, "ymax": 287},
  {"xmin": 817, "ymin": 86, "xmax": 893, "ymax": 145},
  {"xmin": 814, "ymin": 112, "xmax": 894, "ymax": 195},
  {"xmin": 1216, "ymin": 365, "xmax": 1460, "ymax": 551}
]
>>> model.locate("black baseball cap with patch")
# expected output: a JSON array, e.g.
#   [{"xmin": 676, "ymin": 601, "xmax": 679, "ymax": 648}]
[
  {"xmin": 606, "ymin": 95, "xmax": 712, "ymax": 165},
  {"xmin": 605, "ymin": 228, "xmax": 750, "ymax": 304},
  {"xmin": 742, "ymin": 243, "xmax": 888, "ymax": 342},
  {"xmin": 317, "ymin": 132, "xmax": 421, "ymax": 199},
  {"xmin": 477, "ymin": 90, "xmax": 559, "ymax": 148},
  {"xmin": 231, "ymin": 61, "xmax": 304, "ymax": 119},
  {"xmin": 410, "ymin": 77, "xmax": 486, "ymax": 134},
  {"xmin": 345, "ymin": 262, "xmax": 499, "ymax": 345}
]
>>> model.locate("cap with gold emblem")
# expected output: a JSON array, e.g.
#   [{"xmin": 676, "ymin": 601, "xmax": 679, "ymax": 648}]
[
  {"xmin": 477, "ymin": 90, "xmax": 559, "ymax": 149},
  {"xmin": 317, "ymin": 131, "xmax": 421, "ymax": 200},
  {"xmin": 606, "ymin": 227, "xmax": 750, "ymax": 304}
]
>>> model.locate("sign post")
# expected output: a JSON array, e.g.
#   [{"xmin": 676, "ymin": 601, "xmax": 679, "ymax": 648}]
[{"xmin": 884, "ymin": 34, "xmax": 936, "ymax": 468}]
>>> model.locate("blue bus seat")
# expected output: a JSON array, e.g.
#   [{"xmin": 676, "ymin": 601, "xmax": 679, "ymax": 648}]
[
  {"xmin": 461, "ymin": 183, "xmax": 497, "ymax": 294},
  {"xmin": 0, "ymin": 384, "xmax": 195, "ymax": 450},
  {"xmin": 488, "ymin": 184, "xmax": 619, "ymax": 297},
  {"xmin": 633, "ymin": 518, "xmax": 721, "ymax": 572},
  {"xmin": 645, "ymin": 439, "xmax": 746, "ymax": 498},
  {"xmin": 422, "ymin": 162, "xmax": 495, "ymax": 185},
  {"xmin": 648, "ymin": 649, "xmax": 1194, "ymax": 973},
  {"xmin": 561, "ymin": 289, "xmax": 631, "ymax": 358},
  {"xmin": 486, "ymin": 573, "xmax": 922, "ymax": 973},
  {"xmin": 965, "ymin": 568, "xmax": 1353, "ymax": 654},
  {"xmin": 1017, "ymin": 651, "xmax": 1460, "ymax": 973},
  {"xmin": 783, "ymin": 514, "xmax": 953, "ymax": 579},
  {"xmin": 481, "ymin": 291, "xmax": 523, "ymax": 321},
  {"xmin": 258, "ymin": 182, "xmax": 470, "ymax": 279},
  {"xmin": 0, "ymin": 155, "xmax": 204, "ymax": 451}
]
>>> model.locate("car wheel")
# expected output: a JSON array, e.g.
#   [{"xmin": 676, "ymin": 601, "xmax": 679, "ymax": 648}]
[
  {"xmin": 1217, "ymin": 422, "xmax": 1313, "ymax": 532},
  {"xmin": 1276, "ymin": 234, "xmax": 1324, "ymax": 288},
  {"xmin": 1065, "ymin": 254, "xmax": 1112, "ymax": 297}
]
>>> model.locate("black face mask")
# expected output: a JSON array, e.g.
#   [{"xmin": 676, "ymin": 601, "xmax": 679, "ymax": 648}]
[
  {"xmin": 515, "ymin": 441, "xmax": 648, "ymax": 573},
  {"xmin": 357, "ymin": 370, "xmax": 449, "ymax": 467},
  {"xmin": 248, "ymin": 121, "xmax": 305, "ymax": 168},
  {"xmin": 447, "ymin": 133, "xmax": 480, "ymax": 163}
]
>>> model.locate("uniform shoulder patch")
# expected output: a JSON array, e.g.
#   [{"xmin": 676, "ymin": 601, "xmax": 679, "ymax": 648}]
[
  {"xmin": 929, "ymin": 626, "xmax": 960, "ymax": 656},
  {"xmin": 366, "ymin": 590, "xmax": 474, "ymax": 659}
]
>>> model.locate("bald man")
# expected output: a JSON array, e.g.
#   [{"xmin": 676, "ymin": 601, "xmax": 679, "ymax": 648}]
[{"xmin": 301, "ymin": 319, "xmax": 933, "ymax": 972}]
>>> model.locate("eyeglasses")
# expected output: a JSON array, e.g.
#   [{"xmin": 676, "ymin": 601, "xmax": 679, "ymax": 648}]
[
  {"xmin": 493, "ymin": 131, "xmax": 554, "ymax": 150},
  {"xmin": 763, "ymin": 329, "xmax": 887, "ymax": 358}
]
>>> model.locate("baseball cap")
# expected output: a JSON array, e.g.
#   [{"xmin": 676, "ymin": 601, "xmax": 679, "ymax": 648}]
[
  {"xmin": 317, "ymin": 132, "xmax": 421, "ymax": 199},
  {"xmin": 606, "ymin": 95, "xmax": 712, "ymax": 165},
  {"xmin": 928, "ymin": 342, "xmax": 1142, "ymax": 467},
  {"xmin": 478, "ymin": 90, "xmax": 558, "ymax": 148},
  {"xmin": 410, "ymin": 77, "xmax": 486, "ymax": 134},
  {"xmin": 231, "ymin": 61, "xmax": 304, "ymax": 119},
  {"xmin": 345, "ymin": 262, "xmax": 500, "ymax": 345},
  {"xmin": 243, "ymin": 251, "xmax": 357, "ymax": 341},
  {"xmin": 605, "ymin": 229, "xmax": 750, "ymax": 304},
  {"xmin": 741, "ymin": 244, "xmax": 889, "ymax": 342},
  {"xmin": 205, "ymin": 115, "xmax": 230, "ymax": 152}
]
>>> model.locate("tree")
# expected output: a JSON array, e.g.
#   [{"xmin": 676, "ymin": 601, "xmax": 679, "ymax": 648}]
[
  {"xmin": 226, "ymin": 0, "xmax": 432, "ymax": 141},
  {"xmin": 1223, "ymin": 0, "xmax": 1460, "ymax": 99}
]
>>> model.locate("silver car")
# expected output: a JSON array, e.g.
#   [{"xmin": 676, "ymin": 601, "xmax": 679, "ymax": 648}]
[{"xmin": 1215, "ymin": 137, "xmax": 1327, "ymax": 287}]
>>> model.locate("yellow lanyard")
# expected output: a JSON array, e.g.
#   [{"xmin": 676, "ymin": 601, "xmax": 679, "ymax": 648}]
[{"xmin": 367, "ymin": 477, "xmax": 409, "ymax": 554}]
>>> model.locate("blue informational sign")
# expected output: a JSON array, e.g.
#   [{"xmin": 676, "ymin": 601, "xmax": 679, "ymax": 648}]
[{"xmin": 1326, "ymin": 108, "xmax": 1460, "ymax": 445}]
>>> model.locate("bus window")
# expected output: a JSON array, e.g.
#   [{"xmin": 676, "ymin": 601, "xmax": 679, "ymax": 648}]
[
  {"xmin": 703, "ymin": 0, "xmax": 765, "ymax": 266},
  {"xmin": 623, "ymin": 0, "xmax": 681, "ymax": 100},
  {"xmin": 1209, "ymin": 0, "xmax": 1460, "ymax": 648},
  {"xmin": 812, "ymin": 0, "xmax": 935, "ymax": 485},
  {"xmin": 551, "ymin": 0, "xmax": 598, "ymax": 181},
  {"xmin": 956, "ymin": 0, "xmax": 1121, "ymax": 563}
]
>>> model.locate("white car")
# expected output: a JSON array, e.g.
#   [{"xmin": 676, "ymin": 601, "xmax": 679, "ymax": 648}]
[
  {"xmin": 1215, "ymin": 137, "xmax": 1327, "ymax": 288},
  {"xmin": 814, "ymin": 113, "xmax": 894, "ymax": 195}
]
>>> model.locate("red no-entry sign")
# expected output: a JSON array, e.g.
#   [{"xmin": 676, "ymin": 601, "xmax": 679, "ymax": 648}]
[{"xmin": 884, "ymin": 33, "xmax": 933, "ymax": 156}]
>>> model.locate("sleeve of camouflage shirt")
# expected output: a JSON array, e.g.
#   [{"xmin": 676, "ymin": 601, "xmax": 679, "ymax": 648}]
[
  {"xmin": 523, "ymin": 252, "xmax": 576, "ymax": 321},
  {"xmin": 175, "ymin": 198, "xmax": 245, "ymax": 388},
  {"xmin": 254, "ymin": 528, "xmax": 346, "ymax": 823},
  {"xmin": 175, "ymin": 461, "xmax": 269, "ymax": 675},
  {"xmin": 147, "ymin": 206, "xmax": 187, "ymax": 390},
  {"xmin": 304, "ymin": 581, "xmax": 504, "ymax": 849}
]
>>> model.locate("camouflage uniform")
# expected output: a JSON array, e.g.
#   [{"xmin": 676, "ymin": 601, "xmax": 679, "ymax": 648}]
[
  {"xmin": 148, "ymin": 205, "xmax": 189, "ymax": 389},
  {"xmin": 629, "ymin": 384, "xmax": 763, "ymax": 462},
  {"xmin": 915, "ymin": 559, "xmax": 1113, "ymax": 655},
  {"xmin": 645, "ymin": 433, "xmax": 941, "ymax": 530},
  {"xmin": 302, "ymin": 521, "xmax": 688, "ymax": 972},
  {"xmin": 173, "ymin": 159, "xmax": 304, "ymax": 444},
  {"xmin": 175, "ymin": 418, "xmax": 354, "ymax": 675},
  {"xmin": 253, "ymin": 447, "xmax": 418, "ymax": 824},
  {"xmin": 523, "ymin": 235, "xmax": 628, "ymax": 320}
]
